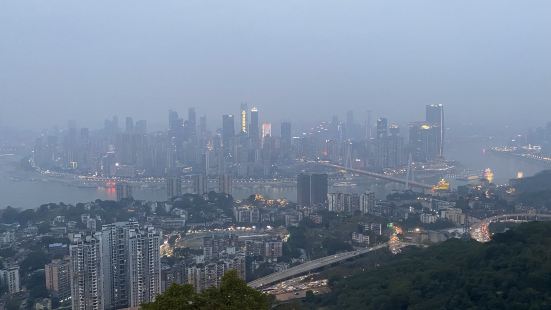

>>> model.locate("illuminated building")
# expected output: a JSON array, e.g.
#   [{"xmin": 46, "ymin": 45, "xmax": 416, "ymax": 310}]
[
  {"xmin": 483, "ymin": 168, "xmax": 494, "ymax": 183},
  {"xmin": 240, "ymin": 103, "xmax": 248, "ymax": 134},
  {"xmin": 408, "ymin": 122, "xmax": 439, "ymax": 162},
  {"xmin": 261, "ymin": 122, "xmax": 272, "ymax": 146},
  {"xmin": 432, "ymin": 179, "xmax": 450, "ymax": 191}
]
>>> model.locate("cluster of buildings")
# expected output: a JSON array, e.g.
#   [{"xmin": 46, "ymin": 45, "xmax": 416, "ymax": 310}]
[
  {"xmin": 44, "ymin": 222, "xmax": 163, "ymax": 310},
  {"xmin": 32, "ymin": 105, "xmax": 445, "ymax": 200}
]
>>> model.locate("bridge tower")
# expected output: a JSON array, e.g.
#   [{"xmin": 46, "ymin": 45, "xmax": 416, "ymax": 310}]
[
  {"xmin": 405, "ymin": 153, "xmax": 414, "ymax": 190},
  {"xmin": 344, "ymin": 141, "xmax": 353, "ymax": 170}
]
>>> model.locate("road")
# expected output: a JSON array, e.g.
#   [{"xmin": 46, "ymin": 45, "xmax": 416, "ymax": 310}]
[
  {"xmin": 470, "ymin": 213, "xmax": 551, "ymax": 242},
  {"xmin": 248, "ymin": 243, "xmax": 388, "ymax": 289}
]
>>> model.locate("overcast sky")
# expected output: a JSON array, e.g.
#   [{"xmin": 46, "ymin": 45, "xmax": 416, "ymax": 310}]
[{"xmin": 1, "ymin": 1, "xmax": 550, "ymax": 131}]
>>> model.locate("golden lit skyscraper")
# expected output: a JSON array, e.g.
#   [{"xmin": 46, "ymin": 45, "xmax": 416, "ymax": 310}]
[{"xmin": 240, "ymin": 103, "xmax": 248, "ymax": 134}]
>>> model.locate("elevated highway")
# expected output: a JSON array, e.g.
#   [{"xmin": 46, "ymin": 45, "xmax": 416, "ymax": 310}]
[{"xmin": 248, "ymin": 243, "xmax": 388, "ymax": 289}]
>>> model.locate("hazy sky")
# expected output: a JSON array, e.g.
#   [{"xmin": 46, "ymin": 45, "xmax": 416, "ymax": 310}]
[{"xmin": 1, "ymin": 1, "xmax": 551, "ymax": 131}]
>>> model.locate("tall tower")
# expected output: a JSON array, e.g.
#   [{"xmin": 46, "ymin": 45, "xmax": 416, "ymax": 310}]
[
  {"xmin": 249, "ymin": 107, "xmax": 260, "ymax": 147},
  {"xmin": 101, "ymin": 222, "xmax": 162, "ymax": 309},
  {"xmin": 70, "ymin": 233, "xmax": 104, "ymax": 310},
  {"xmin": 240, "ymin": 103, "xmax": 248, "ymax": 134},
  {"xmin": 222, "ymin": 114, "xmax": 235, "ymax": 150},
  {"xmin": 425, "ymin": 104, "xmax": 444, "ymax": 157}
]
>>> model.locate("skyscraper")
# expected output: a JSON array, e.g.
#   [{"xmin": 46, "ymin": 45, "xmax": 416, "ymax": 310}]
[
  {"xmin": 101, "ymin": 222, "xmax": 162, "ymax": 309},
  {"xmin": 376, "ymin": 118, "xmax": 389, "ymax": 169},
  {"xmin": 218, "ymin": 174, "xmax": 233, "ymax": 195},
  {"xmin": 70, "ymin": 233, "xmax": 104, "ymax": 310},
  {"xmin": 261, "ymin": 122, "xmax": 272, "ymax": 146},
  {"xmin": 192, "ymin": 174, "xmax": 208, "ymax": 195},
  {"xmin": 116, "ymin": 182, "xmax": 133, "ymax": 201},
  {"xmin": 249, "ymin": 107, "xmax": 260, "ymax": 147},
  {"xmin": 222, "ymin": 114, "xmax": 235, "ymax": 149},
  {"xmin": 296, "ymin": 173, "xmax": 328, "ymax": 207},
  {"xmin": 425, "ymin": 104, "xmax": 444, "ymax": 157},
  {"xmin": 167, "ymin": 176, "xmax": 182, "ymax": 199},
  {"xmin": 240, "ymin": 103, "xmax": 248, "ymax": 134},
  {"xmin": 281, "ymin": 122, "xmax": 291, "ymax": 144}
]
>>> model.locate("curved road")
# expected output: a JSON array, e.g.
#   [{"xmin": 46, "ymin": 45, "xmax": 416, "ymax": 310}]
[
  {"xmin": 248, "ymin": 243, "xmax": 388, "ymax": 289},
  {"xmin": 470, "ymin": 213, "xmax": 551, "ymax": 242}
]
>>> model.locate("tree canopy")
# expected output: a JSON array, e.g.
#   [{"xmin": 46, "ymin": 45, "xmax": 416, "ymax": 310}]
[
  {"xmin": 305, "ymin": 221, "xmax": 551, "ymax": 309},
  {"xmin": 142, "ymin": 270, "xmax": 271, "ymax": 310}
]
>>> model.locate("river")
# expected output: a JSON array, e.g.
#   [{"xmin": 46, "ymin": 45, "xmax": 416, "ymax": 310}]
[{"xmin": 1, "ymin": 138, "xmax": 549, "ymax": 209}]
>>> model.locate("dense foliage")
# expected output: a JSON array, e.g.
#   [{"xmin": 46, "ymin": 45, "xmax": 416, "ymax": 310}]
[
  {"xmin": 307, "ymin": 222, "xmax": 551, "ymax": 309},
  {"xmin": 142, "ymin": 270, "xmax": 271, "ymax": 310}
]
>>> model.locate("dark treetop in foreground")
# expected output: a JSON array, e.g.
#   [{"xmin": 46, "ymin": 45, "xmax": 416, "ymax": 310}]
[{"xmin": 142, "ymin": 270, "xmax": 271, "ymax": 310}]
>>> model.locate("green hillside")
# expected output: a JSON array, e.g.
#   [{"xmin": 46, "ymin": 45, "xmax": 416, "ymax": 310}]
[{"xmin": 305, "ymin": 222, "xmax": 551, "ymax": 310}]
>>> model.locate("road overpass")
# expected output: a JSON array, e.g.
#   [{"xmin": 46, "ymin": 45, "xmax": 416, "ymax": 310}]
[
  {"xmin": 470, "ymin": 213, "xmax": 551, "ymax": 242},
  {"xmin": 248, "ymin": 243, "xmax": 389, "ymax": 289},
  {"xmin": 313, "ymin": 161, "xmax": 433, "ymax": 190}
]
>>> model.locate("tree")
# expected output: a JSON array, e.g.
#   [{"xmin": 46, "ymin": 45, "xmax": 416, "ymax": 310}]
[
  {"xmin": 141, "ymin": 283, "xmax": 198, "ymax": 310},
  {"xmin": 142, "ymin": 270, "xmax": 271, "ymax": 310}
]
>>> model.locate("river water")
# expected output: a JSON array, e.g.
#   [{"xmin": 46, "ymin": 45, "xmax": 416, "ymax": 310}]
[{"xmin": 0, "ymin": 139, "xmax": 549, "ymax": 209}]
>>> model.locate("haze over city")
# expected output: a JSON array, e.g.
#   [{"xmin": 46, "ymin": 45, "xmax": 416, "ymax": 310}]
[
  {"xmin": 2, "ymin": 0, "xmax": 551, "ymax": 130},
  {"xmin": 2, "ymin": 2, "xmax": 551, "ymax": 310}
]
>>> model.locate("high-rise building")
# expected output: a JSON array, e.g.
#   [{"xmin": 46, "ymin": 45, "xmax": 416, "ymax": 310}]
[
  {"xmin": 45, "ymin": 257, "xmax": 71, "ymax": 300},
  {"xmin": 101, "ymin": 223, "xmax": 162, "ymax": 309},
  {"xmin": 240, "ymin": 103, "xmax": 248, "ymax": 134},
  {"xmin": 70, "ymin": 233, "xmax": 104, "ymax": 310},
  {"xmin": 116, "ymin": 182, "xmax": 133, "ymax": 201},
  {"xmin": 281, "ymin": 122, "xmax": 291, "ymax": 144},
  {"xmin": 186, "ymin": 254, "xmax": 246, "ymax": 293},
  {"xmin": 0, "ymin": 266, "xmax": 20, "ymax": 295},
  {"xmin": 168, "ymin": 110, "xmax": 180, "ymax": 132},
  {"xmin": 297, "ymin": 173, "xmax": 328, "ymax": 207},
  {"xmin": 297, "ymin": 174, "xmax": 311, "ymax": 206},
  {"xmin": 375, "ymin": 118, "xmax": 389, "ymax": 169},
  {"xmin": 222, "ymin": 114, "xmax": 235, "ymax": 150},
  {"xmin": 218, "ymin": 174, "xmax": 233, "ymax": 195},
  {"xmin": 408, "ymin": 122, "xmax": 439, "ymax": 162},
  {"xmin": 425, "ymin": 104, "xmax": 444, "ymax": 157},
  {"xmin": 360, "ymin": 192, "xmax": 376, "ymax": 215},
  {"xmin": 126, "ymin": 225, "xmax": 162, "ymax": 307},
  {"xmin": 261, "ymin": 122, "xmax": 272, "ymax": 146},
  {"xmin": 192, "ymin": 174, "xmax": 208, "ymax": 195},
  {"xmin": 125, "ymin": 117, "xmax": 134, "ymax": 133},
  {"xmin": 387, "ymin": 124, "xmax": 404, "ymax": 168},
  {"xmin": 167, "ymin": 176, "xmax": 182, "ymax": 199},
  {"xmin": 135, "ymin": 120, "xmax": 147, "ymax": 134},
  {"xmin": 249, "ymin": 107, "xmax": 260, "ymax": 147}
]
